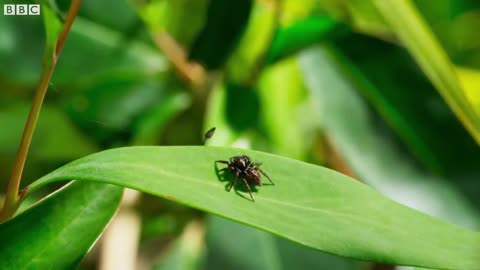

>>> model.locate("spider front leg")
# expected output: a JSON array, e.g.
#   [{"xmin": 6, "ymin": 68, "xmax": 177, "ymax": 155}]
[
  {"xmin": 216, "ymin": 160, "xmax": 230, "ymax": 172},
  {"xmin": 215, "ymin": 160, "xmax": 229, "ymax": 165}
]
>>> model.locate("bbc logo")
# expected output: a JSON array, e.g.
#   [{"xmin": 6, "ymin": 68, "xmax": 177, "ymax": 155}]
[{"xmin": 4, "ymin": 4, "xmax": 41, "ymax": 15}]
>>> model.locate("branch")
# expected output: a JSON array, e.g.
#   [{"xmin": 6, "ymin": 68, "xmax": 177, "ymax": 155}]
[{"xmin": 0, "ymin": 0, "xmax": 83, "ymax": 222}]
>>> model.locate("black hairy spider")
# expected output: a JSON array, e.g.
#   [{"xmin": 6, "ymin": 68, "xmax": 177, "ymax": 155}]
[{"xmin": 216, "ymin": 155, "xmax": 274, "ymax": 202}]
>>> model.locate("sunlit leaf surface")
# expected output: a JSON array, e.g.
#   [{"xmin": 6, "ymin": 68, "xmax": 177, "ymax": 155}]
[{"xmin": 25, "ymin": 146, "xmax": 480, "ymax": 270}]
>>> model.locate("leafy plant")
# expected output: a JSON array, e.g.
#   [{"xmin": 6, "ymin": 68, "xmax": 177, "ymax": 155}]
[{"xmin": 1, "ymin": 0, "xmax": 479, "ymax": 269}]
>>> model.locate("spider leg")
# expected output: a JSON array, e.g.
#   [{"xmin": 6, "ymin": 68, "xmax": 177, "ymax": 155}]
[
  {"xmin": 219, "ymin": 167, "xmax": 228, "ymax": 172},
  {"xmin": 258, "ymin": 169, "xmax": 274, "ymax": 185},
  {"xmin": 227, "ymin": 172, "xmax": 239, "ymax": 192},
  {"xmin": 215, "ymin": 160, "xmax": 229, "ymax": 165},
  {"xmin": 240, "ymin": 177, "xmax": 255, "ymax": 202}
]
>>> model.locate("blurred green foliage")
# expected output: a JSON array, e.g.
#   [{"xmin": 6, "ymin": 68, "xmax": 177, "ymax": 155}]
[{"xmin": 1, "ymin": 0, "xmax": 480, "ymax": 269}]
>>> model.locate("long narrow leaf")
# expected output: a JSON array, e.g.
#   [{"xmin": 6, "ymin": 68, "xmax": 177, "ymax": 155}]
[
  {"xmin": 25, "ymin": 146, "xmax": 480, "ymax": 269},
  {"xmin": 371, "ymin": 0, "xmax": 480, "ymax": 144},
  {"xmin": 0, "ymin": 181, "xmax": 122, "ymax": 269}
]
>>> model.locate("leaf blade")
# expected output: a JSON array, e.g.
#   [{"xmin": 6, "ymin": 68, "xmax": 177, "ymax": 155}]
[
  {"xmin": 41, "ymin": 2, "xmax": 63, "ymax": 66},
  {"xmin": 371, "ymin": 0, "xmax": 480, "ymax": 144},
  {"xmin": 26, "ymin": 146, "xmax": 480, "ymax": 270},
  {"xmin": 0, "ymin": 182, "xmax": 122, "ymax": 269}
]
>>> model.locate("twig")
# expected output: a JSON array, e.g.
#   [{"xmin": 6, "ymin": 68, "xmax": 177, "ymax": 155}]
[
  {"xmin": 0, "ymin": 0, "xmax": 83, "ymax": 222},
  {"xmin": 151, "ymin": 30, "xmax": 206, "ymax": 89}
]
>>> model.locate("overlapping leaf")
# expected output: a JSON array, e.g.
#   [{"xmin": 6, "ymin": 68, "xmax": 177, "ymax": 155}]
[{"xmin": 0, "ymin": 181, "xmax": 122, "ymax": 269}]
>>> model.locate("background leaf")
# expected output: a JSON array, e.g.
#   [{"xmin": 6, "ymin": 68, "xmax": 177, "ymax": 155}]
[
  {"xmin": 202, "ymin": 215, "xmax": 361, "ymax": 270},
  {"xmin": 300, "ymin": 46, "xmax": 480, "ymax": 229},
  {"xmin": 0, "ymin": 181, "xmax": 122, "ymax": 269},
  {"xmin": 257, "ymin": 58, "xmax": 311, "ymax": 159},
  {"xmin": 266, "ymin": 16, "xmax": 346, "ymax": 64},
  {"xmin": 371, "ymin": 0, "xmax": 480, "ymax": 144},
  {"xmin": 26, "ymin": 146, "xmax": 480, "ymax": 270},
  {"xmin": 41, "ymin": 1, "xmax": 62, "ymax": 62},
  {"xmin": 153, "ymin": 220, "xmax": 204, "ymax": 270},
  {"xmin": 332, "ymin": 33, "xmax": 480, "ymax": 175},
  {"xmin": 188, "ymin": 0, "xmax": 253, "ymax": 69},
  {"xmin": 226, "ymin": 0, "xmax": 278, "ymax": 84}
]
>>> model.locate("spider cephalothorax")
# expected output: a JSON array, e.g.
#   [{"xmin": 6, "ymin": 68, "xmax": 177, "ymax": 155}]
[{"xmin": 215, "ymin": 155, "xmax": 274, "ymax": 202}]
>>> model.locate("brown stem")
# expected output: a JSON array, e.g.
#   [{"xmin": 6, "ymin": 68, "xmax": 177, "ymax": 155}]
[
  {"xmin": 0, "ymin": 0, "xmax": 82, "ymax": 223},
  {"xmin": 55, "ymin": 0, "xmax": 82, "ymax": 59},
  {"xmin": 151, "ymin": 30, "xmax": 206, "ymax": 89}
]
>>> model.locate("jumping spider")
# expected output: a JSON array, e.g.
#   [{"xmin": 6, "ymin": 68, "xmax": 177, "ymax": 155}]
[{"xmin": 216, "ymin": 155, "xmax": 274, "ymax": 202}]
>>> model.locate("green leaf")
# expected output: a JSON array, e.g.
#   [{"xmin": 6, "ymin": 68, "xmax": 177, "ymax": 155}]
[
  {"xmin": 0, "ymin": 103, "xmax": 98, "ymax": 184},
  {"xmin": 153, "ymin": 220, "xmax": 204, "ymax": 270},
  {"xmin": 204, "ymin": 215, "xmax": 360, "ymax": 270},
  {"xmin": 203, "ymin": 81, "xmax": 240, "ymax": 146},
  {"xmin": 189, "ymin": 0, "xmax": 253, "ymax": 69},
  {"xmin": 204, "ymin": 81, "xmax": 260, "ymax": 140},
  {"xmin": 226, "ymin": 1, "xmax": 278, "ymax": 84},
  {"xmin": 133, "ymin": 92, "xmax": 191, "ymax": 145},
  {"xmin": 299, "ymin": 46, "xmax": 480, "ymax": 230},
  {"xmin": 0, "ymin": 102, "xmax": 98, "ymax": 160},
  {"xmin": 52, "ymin": 16, "xmax": 166, "ymax": 84},
  {"xmin": 370, "ymin": 0, "xmax": 480, "ymax": 144},
  {"xmin": 26, "ymin": 146, "xmax": 480, "ymax": 269},
  {"xmin": 331, "ymin": 34, "xmax": 480, "ymax": 175},
  {"xmin": 457, "ymin": 66, "xmax": 480, "ymax": 116},
  {"xmin": 162, "ymin": 0, "xmax": 209, "ymax": 46},
  {"xmin": 65, "ymin": 77, "xmax": 169, "ymax": 145},
  {"xmin": 1, "ymin": 7, "xmax": 165, "ymax": 86},
  {"xmin": 0, "ymin": 181, "xmax": 122, "ymax": 269},
  {"xmin": 340, "ymin": 0, "xmax": 390, "ymax": 37},
  {"xmin": 41, "ymin": 2, "xmax": 62, "ymax": 63},
  {"xmin": 73, "ymin": 0, "xmax": 139, "ymax": 33},
  {"xmin": 266, "ymin": 16, "xmax": 346, "ymax": 64},
  {"xmin": 204, "ymin": 215, "xmax": 281, "ymax": 270},
  {"xmin": 258, "ymin": 58, "xmax": 311, "ymax": 159},
  {"xmin": 204, "ymin": 79, "xmax": 263, "ymax": 148}
]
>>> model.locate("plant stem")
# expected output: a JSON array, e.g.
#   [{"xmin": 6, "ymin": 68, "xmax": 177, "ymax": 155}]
[
  {"xmin": 0, "ymin": 68, "xmax": 53, "ymax": 222},
  {"xmin": 55, "ymin": 0, "xmax": 82, "ymax": 60},
  {"xmin": 0, "ymin": 0, "xmax": 82, "ymax": 223},
  {"xmin": 151, "ymin": 30, "xmax": 206, "ymax": 88}
]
